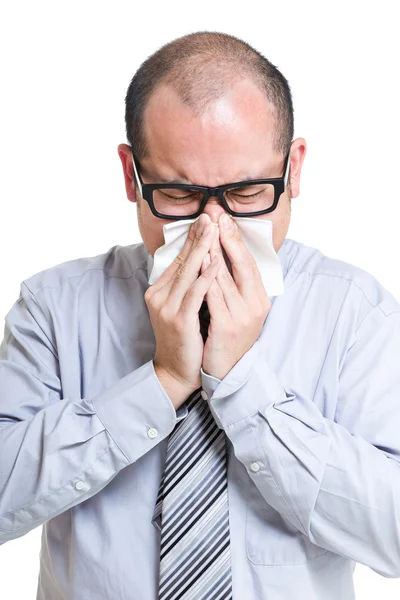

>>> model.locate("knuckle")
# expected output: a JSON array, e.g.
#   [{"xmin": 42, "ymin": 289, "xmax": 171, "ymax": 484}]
[
  {"xmin": 170, "ymin": 318, "xmax": 181, "ymax": 333},
  {"xmin": 241, "ymin": 315, "xmax": 251, "ymax": 329},
  {"xmin": 192, "ymin": 221, "xmax": 206, "ymax": 244},
  {"xmin": 175, "ymin": 262, "xmax": 189, "ymax": 280},
  {"xmin": 144, "ymin": 287, "xmax": 152, "ymax": 302},
  {"xmin": 259, "ymin": 300, "xmax": 270, "ymax": 317},
  {"xmin": 159, "ymin": 308, "xmax": 181, "ymax": 332},
  {"xmin": 224, "ymin": 227, "xmax": 238, "ymax": 242},
  {"xmin": 200, "ymin": 260, "xmax": 215, "ymax": 278},
  {"xmin": 158, "ymin": 306, "xmax": 171, "ymax": 324},
  {"xmin": 173, "ymin": 253, "xmax": 185, "ymax": 267},
  {"xmin": 144, "ymin": 287, "xmax": 157, "ymax": 308},
  {"xmin": 208, "ymin": 283, "xmax": 221, "ymax": 300},
  {"xmin": 187, "ymin": 225, "xmax": 198, "ymax": 243},
  {"xmin": 183, "ymin": 285, "xmax": 196, "ymax": 304},
  {"xmin": 213, "ymin": 241, "xmax": 223, "ymax": 254},
  {"xmin": 198, "ymin": 233, "xmax": 211, "ymax": 249},
  {"xmin": 247, "ymin": 254, "xmax": 257, "ymax": 270},
  {"xmin": 224, "ymin": 323, "xmax": 236, "ymax": 338},
  {"xmin": 195, "ymin": 226, "xmax": 205, "ymax": 242},
  {"xmin": 220, "ymin": 269, "xmax": 236, "ymax": 290},
  {"xmin": 253, "ymin": 309, "xmax": 264, "ymax": 322}
]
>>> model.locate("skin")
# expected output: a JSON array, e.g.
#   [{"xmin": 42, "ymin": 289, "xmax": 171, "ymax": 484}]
[{"xmin": 118, "ymin": 77, "xmax": 306, "ymax": 405}]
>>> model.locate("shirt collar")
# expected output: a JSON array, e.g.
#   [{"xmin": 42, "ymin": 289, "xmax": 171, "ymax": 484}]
[{"xmin": 146, "ymin": 251, "xmax": 154, "ymax": 284}]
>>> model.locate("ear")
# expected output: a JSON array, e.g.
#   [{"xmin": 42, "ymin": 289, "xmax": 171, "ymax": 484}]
[
  {"xmin": 118, "ymin": 143, "xmax": 137, "ymax": 203},
  {"xmin": 287, "ymin": 138, "xmax": 307, "ymax": 199}
]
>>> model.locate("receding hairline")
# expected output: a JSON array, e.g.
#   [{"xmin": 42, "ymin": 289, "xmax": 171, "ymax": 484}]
[
  {"xmin": 147, "ymin": 66, "xmax": 277, "ymax": 122},
  {"xmin": 125, "ymin": 31, "xmax": 294, "ymax": 161}
]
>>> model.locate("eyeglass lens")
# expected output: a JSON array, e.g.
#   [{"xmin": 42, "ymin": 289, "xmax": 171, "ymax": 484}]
[{"xmin": 152, "ymin": 183, "xmax": 275, "ymax": 216}]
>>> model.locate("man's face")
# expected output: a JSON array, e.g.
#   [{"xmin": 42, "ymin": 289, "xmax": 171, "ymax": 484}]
[{"xmin": 119, "ymin": 78, "xmax": 306, "ymax": 260}]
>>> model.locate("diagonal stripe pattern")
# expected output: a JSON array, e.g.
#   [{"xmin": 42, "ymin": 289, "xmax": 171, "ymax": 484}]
[{"xmin": 153, "ymin": 301, "xmax": 233, "ymax": 600}]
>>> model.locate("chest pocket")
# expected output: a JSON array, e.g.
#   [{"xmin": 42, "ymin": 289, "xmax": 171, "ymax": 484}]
[{"xmin": 245, "ymin": 490, "xmax": 329, "ymax": 566}]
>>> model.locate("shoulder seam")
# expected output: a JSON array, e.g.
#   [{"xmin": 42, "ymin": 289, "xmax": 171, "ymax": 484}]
[
  {"xmin": 20, "ymin": 282, "xmax": 59, "ymax": 357},
  {"xmin": 23, "ymin": 266, "xmax": 148, "ymax": 294},
  {"xmin": 290, "ymin": 264, "xmax": 400, "ymax": 318}
]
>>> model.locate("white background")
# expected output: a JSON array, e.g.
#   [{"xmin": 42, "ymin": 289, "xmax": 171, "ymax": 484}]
[{"xmin": 0, "ymin": 1, "xmax": 399, "ymax": 598}]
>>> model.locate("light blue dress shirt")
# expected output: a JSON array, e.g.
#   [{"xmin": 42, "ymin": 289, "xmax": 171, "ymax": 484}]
[{"xmin": 1, "ymin": 238, "xmax": 400, "ymax": 600}]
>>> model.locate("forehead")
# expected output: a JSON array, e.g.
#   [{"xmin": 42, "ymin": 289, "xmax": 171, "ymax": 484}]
[{"xmin": 141, "ymin": 79, "xmax": 278, "ymax": 185}]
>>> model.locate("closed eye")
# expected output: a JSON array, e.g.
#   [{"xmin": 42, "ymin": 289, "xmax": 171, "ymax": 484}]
[
  {"xmin": 231, "ymin": 190, "xmax": 263, "ymax": 198},
  {"xmin": 160, "ymin": 190, "xmax": 200, "ymax": 200}
]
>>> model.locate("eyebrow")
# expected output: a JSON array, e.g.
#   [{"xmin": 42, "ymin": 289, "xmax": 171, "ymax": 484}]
[
  {"xmin": 145, "ymin": 170, "xmax": 275, "ymax": 186},
  {"xmin": 157, "ymin": 176, "xmax": 192, "ymax": 185}
]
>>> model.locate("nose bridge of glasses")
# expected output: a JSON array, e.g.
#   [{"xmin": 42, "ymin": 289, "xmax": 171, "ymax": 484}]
[
  {"xmin": 200, "ymin": 187, "xmax": 228, "ymax": 218},
  {"xmin": 203, "ymin": 186, "xmax": 223, "ymax": 203}
]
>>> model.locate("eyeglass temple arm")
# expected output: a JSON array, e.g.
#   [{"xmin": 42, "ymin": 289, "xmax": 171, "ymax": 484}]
[
  {"xmin": 131, "ymin": 155, "xmax": 143, "ymax": 195},
  {"xmin": 284, "ymin": 150, "xmax": 291, "ymax": 187}
]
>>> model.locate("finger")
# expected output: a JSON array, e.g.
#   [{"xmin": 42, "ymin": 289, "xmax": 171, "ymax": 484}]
[
  {"xmin": 208, "ymin": 223, "xmax": 237, "ymax": 287},
  {"xmin": 208, "ymin": 223, "xmax": 242, "ymax": 314},
  {"xmin": 211, "ymin": 221, "xmax": 270, "ymax": 320},
  {"xmin": 218, "ymin": 214, "xmax": 263, "ymax": 299},
  {"xmin": 205, "ymin": 276, "xmax": 229, "ymax": 322},
  {"xmin": 208, "ymin": 222, "xmax": 224, "ymax": 265},
  {"xmin": 167, "ymin": 221, "xmax": 219, "ymax": 310},
  {"xmin": 181, "ymin": 254, "xmax": 222, "ymax": 315},
  {"xmin": 150, "ymin": 215, "xmax": 205, "ymax": 292},
  {"xmin": 201, "ymin": 252, "xmax": 211, "ymax": 274},
  {"xmin": 149, "ymin": 214, "xmax": 214, "ymax": 305}
]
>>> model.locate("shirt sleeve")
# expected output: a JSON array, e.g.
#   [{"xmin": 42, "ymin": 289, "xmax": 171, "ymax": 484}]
[
  {"xmin": 205, "ymin": 306, "xmax": 400, "ymax": 579},
  {"xmin": 0, "ymin": 283, "xmax": 178, "ymax": 544}
]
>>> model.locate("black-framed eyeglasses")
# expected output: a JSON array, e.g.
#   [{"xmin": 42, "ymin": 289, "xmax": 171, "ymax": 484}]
[{"xmin": 131, "ymin": 146, "xmax": 291, "ymax": 220}]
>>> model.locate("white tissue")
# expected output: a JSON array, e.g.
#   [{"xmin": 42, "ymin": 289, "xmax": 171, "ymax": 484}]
[{"xmin": 148, "ymin": 215, "xmax": 284, "ymax": 297}]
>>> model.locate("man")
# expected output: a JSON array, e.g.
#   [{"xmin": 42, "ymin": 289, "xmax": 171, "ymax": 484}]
[{"xmin": 0, "ymin": 31, "xmax": 399, "ymax": 600}]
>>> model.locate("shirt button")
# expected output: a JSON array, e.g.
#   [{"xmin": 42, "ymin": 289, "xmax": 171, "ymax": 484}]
[
  {"xmin": 148, "ymin": 427, "xmax": 158, "ymax": 439},
  {"xmin": 200, "ymin": 390, "xmax": 208, "ymax": 400},
  {"xmin": 250, "ymin": 462, "xmax": 260, "ymax": 473},
  {"xmin": 75, "ymin": 480, "xmax": 85, "ymax": 490}
]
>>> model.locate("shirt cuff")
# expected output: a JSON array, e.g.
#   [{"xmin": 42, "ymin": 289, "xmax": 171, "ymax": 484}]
[
  {"xmin": 200, "ymin": 369, "xmax": 221, "ymax": 399},
  {"xmin": 92, "ymin": 360, "xmax": 178, "ymax": 463},
  {"xmin": 206, "ymin": 345, "xmax": 286, "ymax": 429},
  {"xmin": 201, "ymin": 338, "xmax": 261, "ymax": 400}
]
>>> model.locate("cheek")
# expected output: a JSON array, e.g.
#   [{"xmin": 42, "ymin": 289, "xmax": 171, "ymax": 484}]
[
  {"xmin": 272, "ymin": 196, "xmax": 291, "ymax": 243},
  {"xmin": 255, "ymin": 194, "xmax": 290, "ymax": 249},
  {"xmin": 137, "ymin": 202, "xmax": 169, "ymax": 256}
]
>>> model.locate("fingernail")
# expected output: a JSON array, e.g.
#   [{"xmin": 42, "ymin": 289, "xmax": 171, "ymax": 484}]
[{"xmin": 221, "ymin": 214, "xmax": 233, "ymax": 229}]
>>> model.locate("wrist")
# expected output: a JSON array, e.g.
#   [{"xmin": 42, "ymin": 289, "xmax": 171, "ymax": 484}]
[{"xmin": 154, "ymin": 363, "xmax": 196, "ymax": 410}]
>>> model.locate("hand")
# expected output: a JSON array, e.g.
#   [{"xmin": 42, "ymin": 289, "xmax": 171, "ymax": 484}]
[
  {"xmin": 201, "ymin": 214, "xmax": 271, "ymax": 380},
  {"xmin": 145, "ymin": 214, "xmax": 222, "ymax": 408}
]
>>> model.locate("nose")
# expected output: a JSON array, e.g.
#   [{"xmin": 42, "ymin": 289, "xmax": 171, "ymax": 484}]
[{"xmin": 201, "ymin": 193, "xmax": 229, "ymax": 224}]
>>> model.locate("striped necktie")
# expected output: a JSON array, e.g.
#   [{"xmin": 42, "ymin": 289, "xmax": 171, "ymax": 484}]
[{"xmin": 152, "ymin": 300, "xmax": 233, "ymax": 599}]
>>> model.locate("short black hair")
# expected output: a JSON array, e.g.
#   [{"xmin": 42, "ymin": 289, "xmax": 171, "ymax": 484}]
[{"xmin": 125, "ymin": 31, "xmax": 294, "ymax": 161}]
